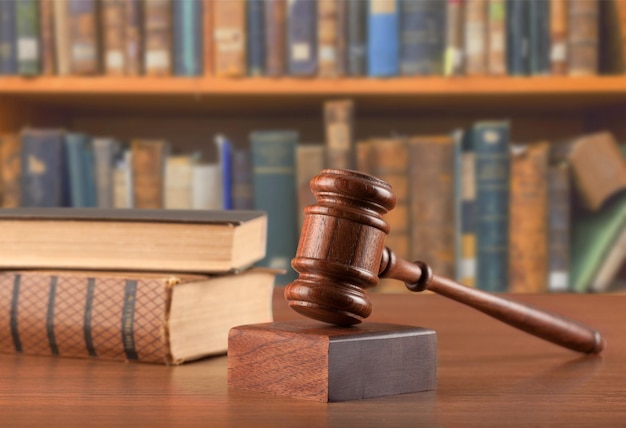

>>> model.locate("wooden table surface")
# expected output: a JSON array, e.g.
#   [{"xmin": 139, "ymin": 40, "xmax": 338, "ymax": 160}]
[{"xmin": 0, "ymin": 290, "xmax": 624, "ymax": 427}]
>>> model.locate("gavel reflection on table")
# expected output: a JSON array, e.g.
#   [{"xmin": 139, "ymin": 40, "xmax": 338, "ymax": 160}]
[{"xmin": 229, "ymin": 169, "xmax": 605, "ymax": 402}]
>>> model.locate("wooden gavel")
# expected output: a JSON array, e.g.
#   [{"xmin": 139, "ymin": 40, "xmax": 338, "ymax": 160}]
[{"xmin": 284, "ymin": 169, "xmax": 605, "ymax": 354}]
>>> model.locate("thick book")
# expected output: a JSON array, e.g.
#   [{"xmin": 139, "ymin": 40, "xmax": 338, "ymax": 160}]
[
  {"xmin": 143, "ymin": 0, "xmax": 172, "ymax": 76},
  {"xmin": 173, "ymin": 0, "xmax": 203, "ymax": 76},
  {"xmin": 265, "ymin": 0, "xmax": 287, "ymax": 77},
  {"xmin": 0, "ymin": 134, "xmax": 21, "ymax": 208},
  {"xmin": 15, "ymin": 0, "xmax": 40, "ymax": 76},
  {"xmin": 250, "ymin": 130, "xmax": 299, "ymax": 285},
  {"xmin": 20, "ymin": 129, "xmax": 69, "ymax": 208},
  {"xmin": 506, "ymin": 0, "xmax": 529, "ymax": 76},
  {"xmin": 547, "ymin": 162, "xmax": 570, "ymax": 292},
  {"xmin": 191, "ymin": 163, "xmax": 222, "ymax": 210},
  {"xmin": 0, "ymin": 208, "xmax": 267, "ymax": 273},
  {"xmin": 93, "ymin": 137, "xmax": 121, "ymax": 209},
  {"xmin": 113, "ymin": 148, "xmax": 133, "ymax": 209},
  {"xmin": 508, "ymin": 143, "xmax": 549, "ymax": 293},
  {"xmin": 131, "ymin": 139, "xmax": 168, "ymax": 209},
  {"xmin": 287, "ymin": 0, "xmax": 318, "ymax": 76},
  {"xmin": 368, "ymin": 0, "xmax": 399, "ymax": 77},
  {"xmin": 213, "ymin": 0, "xmax": 246, "ymax": 77},
  {"xmin": 346, "ymin": 0, "xmax": 367, "ymax": 76},
  {"xmin": 0, "ymin": 0, "xmax": 17, "ymax": 75},
  {"xmin": 247, "ymin": 0, "xmax": 265, "ymax": 76},
  {"xmin": 444, "ymin": 0, "xmax": 465, "ymax": 77},
  {"xmin": 528, "ymin": 0, "xmax": 550, "ymax": 75},
  {"xmin": 318, "ymin": 0, "xmax": 340, "ymax": 77},
  {"xmin": 124, "ymin": 0, "xmax": 143, "ymax": 76},
  {"xmin": 65, "ymin": 133, "xmax": 97, "ymax": 208},
  {"xmin": 39, "ymin": 0, "xmax": 55, "ymax": 75},
  {"xmin": 464, "ymin": 0, "xmax": 487, "ymax": 75},
  {"xmin": 215, "ymin": 134, "xmax": 233, "ymax": 209},
  {"xmin": 68, "ymin": 0, "xmax": 99, "ymax": 75},
  {"xmin": 164, "ymin": 154, "xmax": 195, "ymax": 210},
  {"xmin": 568, "ymin": 0, "xmax": 598, "ymax": 76},
  {"xmin": 53, "ymin": 0, "xmax": 71, "ymax": 76},
  {"xmin": 101, "ymin": 0, "xmax": 126, "ymax": 76},
  {"xmin": 324, "ymin": 99, "xmax": 355, "ymax": 170},
  {"xmin": 474, "ymin": 121, "xmax": 510, "ymax": 292},
  {"xmin": 550, "ymin": 0, "xmax": 568, "ymax": 75},
  {"xmin": 0, "ymin": 268, "xmax": 275, "ymax": 365},
  {"xmin": 409, "ymin": 135, "xmax": 458, "ymax": 280},
  {"xmin": 487, "ymin": 0, "xmax": 506, "ymax": 76},
  {"xmin": 399, "ymin": 0, "xmax": 446, "ymax": 76},
  {"xmin": 599, "ymin": 0, "xmax": 626, "ymax": 74}
]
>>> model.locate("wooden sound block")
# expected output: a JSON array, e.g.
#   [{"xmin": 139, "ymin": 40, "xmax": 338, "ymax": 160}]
[{"xmin": 227, "ymin": 320, "xmax": 437, "ymax": 402}]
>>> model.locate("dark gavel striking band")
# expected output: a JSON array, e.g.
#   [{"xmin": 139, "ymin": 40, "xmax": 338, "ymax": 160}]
[{"xmin": 284, "ymin": 169, "xmax": 605, "ymax": 354}]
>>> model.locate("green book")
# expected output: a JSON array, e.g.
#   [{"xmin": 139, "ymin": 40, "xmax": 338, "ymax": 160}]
[{"xmin": 15, "ymin": 0, "xmax": 40, "ymax": 75}]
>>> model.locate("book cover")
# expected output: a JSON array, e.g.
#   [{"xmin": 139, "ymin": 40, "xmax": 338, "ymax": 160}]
[
  {"xmin": 296, "ymin": 144, "xmax": 325, "ymax": 230},
  {"xmin": 368, "ymin": 0, "xmax": 399, "ymax": 77},
  {"xmin": 0, "ymin": 0, "xmax": 17, "ymax": 75},
  {"xmin": 215, "ymin": 134, "xmax": 233, "ymax": 210},
  {"xmin": 324, "ymin": 99, "xmax": 355, "ymax": 170},
  {"xmin": 20, "ymin": 129, "xmax": 69, "ymax": 208},
  {"xmin": 214, "ymin": 0, "xmax": 246, "ymax": 77},
  {"xmin": 464, "ymin": 0, "xmax": 487, "ymax": 75},
  {"xmin": 318, "ymin": 0, "xmax": 340, "ymax": 77},
  {"xmin": 508, "ymin": 142, "xmax": 549, "ymax": 293},
  {"xmin": 173, "ymin": 0, "xmax": 203, "ymax": 76},
  {"xmin": 568, "ymin": 0, "xmax": 598, "ymax": 76},
  {"xmin": 287, "ymin": 0, "xmax": 318, "ymax": 76},
  {"xmin": 144, "ymin": 0, "xmax": 172, "ymax": 76},
  {"xmin": 474, "ymin": 121, "xmax": 510, "ymax": 292},
  {"xmin": 131, "ymin": 139, "xmax": 168, "ymax": 209},
  {"xmin": 15, "ymin": 0, "xmax": 40, "ymax": 76},
  {"xmin": 165, "ymin": 154, "xmax": 195, "ymax": 210},
  {"xmin": 0, "ymin": 268, "xmax": 275, "ymax": 365},
  {"xmin": 247, "ymin": 0, "xmax": 266, "ymax": 76},
  {"xmin": 102, "ymin": 0, "xmax": 126, "ymax": 76},
  {"xmin": 39, "ymin": 0, "xmax": 55, "ymax": 75},
  {"xmin": 487, "ymin": 0, "xmax": 506, "ymax": 76},
  {"xmin": 550, "ymin": 0, "xmax": 568, "ymax": 75},
  {"xmin": 232, "ymin": 149, "xmax": 254, "ymax": 210},
  {"xmin": 457, "ymin": 129, "xmax": 476, "ymax": 286},
  {"xmin": 192, "ymin": 162, "xmax": 222, "ymax": 210},
  {"xmin": 265, "ymin": 0, "xmax": 287, "ymax": 77},
  {"xmin": 53, "ymin": 0, "xmax": 71, "ymax": 76},
  {"xmin": 93, "ymin": 137, "xmax": 121, "ymax": 209},
  {"xmin": 409, "ymin": 135, "xmax": 458, "ymax": 280},
  {"xmin": 113, "ymin": 148, "xmax": 132, "ymax": 209},
  {"xmin": 528, "ymin": 0, "xmax": 550, "ymax": 75},
  {"xmin": 506, "ymin": 0, "xmax": 529, "ymax": 76},
  {"xmin": 124, "ymin": 0, "xmax": 143, "ymax": 75},
  {"xmin": 399, "ymin": 0, "xmax": 446, "ymax": 76},
  {"xmin": 346, "ymin": 0, "xmax": 367, "ymax": 76},
  {"xmin": 65, "ymin": 133, "xmax": 97, "ymax": 208},
  {"xmin": 547, "ymin": 162, "xmax": 570, "ymax": 292},
  {"xmin": 444, "ymin": 0, "xmax": 465, "ymax": 77},
  {"xmin": 68, "ymin": 0, "xmax": 99, "ymax": 75},
  {"xmin": 250, "ymin": 130, "xmax": 299, "ymax": 285},
  {"xmin": 0, "ymin": 134, "xmax": 21, "ymax": 208}
]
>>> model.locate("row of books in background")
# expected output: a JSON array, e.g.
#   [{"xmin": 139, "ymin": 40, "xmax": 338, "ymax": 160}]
[{"xmin": 1, "ymin": 0, "xmax": 625, "ymax": 78}]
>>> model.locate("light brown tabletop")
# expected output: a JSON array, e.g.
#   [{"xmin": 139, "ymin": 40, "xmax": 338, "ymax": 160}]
[{"xmin": 0, "ymin": 290, "xmax": 624, "ymax": 427}]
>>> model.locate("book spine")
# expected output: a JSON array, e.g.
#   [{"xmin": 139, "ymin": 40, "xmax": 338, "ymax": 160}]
[
  {"xmin": 143, "ymin": 0, "xmax": 172, "ymax": 76},
  {"xmin": 247, "ymin": 0, "xmax": 266, "ymax": 76},
  {"xmin": 102, "ymin": 0, "xmax": 126, "ymax": 76},
  {"xmin": 65, "ymin": 133, "xmax": 97, "ymax": 208},
  {"xmin": 474, "ymin": 121, "xmax": 510, "ymax": 292},
  {"xmin": 550, "ymin": 0, "xmax": 568, "ymax": 75},
  {"xmin": 53, "ymin": 0, "xmax": 71, "ymax": 76},
  {"xmin": 250, "ymin": 130, "xmax": 299, "ymax": 285},
  {"xmin": 20, "ymin": 130, "xmax": 69, "ymax": 208},
  {"xmin": 458, "ymin": 130, "xmax": 476, "ymax": 286},
  {"xmin": 464, "ymin": 0, "xmax": 487, "ymax": 75},
  {"xmin": 0, "ymin": 272, "xmax": 172, "ymax": 364},
  {"xmin": 506, "ymin": 0, "xmax": 529, "ymax": 76},
  {"xmin": 508, "ymin": 143, "xmax": 549, "ymax": 293},
  {"xmin": 0, "ymin": 0, "xmax": 17, "ymax": 75},
  {"xmin": 132, "ymin": 140, "xmax": 167, "ymax": 209},
  {"xmin": 113, "ymin": 149, "xmax": 133, "ymax": 209},
  {"xmin": 547, "ymin": 162, "xmax": 570, "ymax": 292},
  {"xmin": 39, "ymin": 0, "xmax": 55, "ymax": 75},
  {"xmin": 444, "ymin": 0, "xmax": 465, "ymax": 76},
  {"xmin": 124, "ymin": 0, "xmax": 143, "ymax": 76},
  {"xmin": 92, "ymin": 138, "xmax": 119, "ymax": 209},
  {"xmin": 400, "ymin": 0, "xmax": 446, "ymax": 76},
  {"xmin": 528, "ymin": 0, "xmax": 551, "ymax": 75},
  {"xmin": 0, "ymin": 134, "xmax": 21, "ymax": 208},
  {"xmin": 15, "ymin": 0, "xmax": 41, "ymax": 76},
  {"xmin": 335, "ymin": 0, "xmax": 348, "ymax": 76},
  {"xmin": 318, "ymin": 0, "xmax": 339, "ymax": 77},
  {"xmin": 264, "ymin": 0, "xmax": 286, "ymax": 77},
  {"xmin": 568, "ymin": 0, "xmax": 598, "ymax": 76},
  {"xmin": 214, "ymin": 0, "xmax": 247, "ymax": 77},
  {"xmin": 164, "ymin": 155, "xmax": 194, "ymax": 209},
  {"xmin": 409, "ymin": 136, "xmax": 457, "ymax": 280},
  {"xmin": 487, "ymin": 0, "xmax": 506, "ymax": 76},
  {"xmin": 215, "ymin": 134, "xmax": 233, "ymax": 210},
  {"xmin": 287, "ymin": 0, "xmax": 318, "ymax": 76},
  {"xmin": 295, "ymin": 144, "xmax": 325, "ymax": 230},
  {"xmin": 191, "ymin": 163, "xmax": 222, "ymax": 209},
  {"xmin": 203, "ymin": 0, "xmax": 213, "ymax": 75},
  {"xmin": 346, "ymin": 0, "xmax": 367, "ymax": 76},
  {"xmin": 68, "ymin": 0, "xmax": 99, "ymax": 75},
  {"xmin": 367, "ymin": 0, "xmax": 399, "ymax": 77},
  {"xmin": 324, "ymin": 99, "xmax": 355, "ymax": 170},
  {"xmin": 232, "ymin": 149, "xmax": 254, "ymax": 210},
  {"xmin": 173, "ymin": 0, "xmax": 202, "ymax": 77}
]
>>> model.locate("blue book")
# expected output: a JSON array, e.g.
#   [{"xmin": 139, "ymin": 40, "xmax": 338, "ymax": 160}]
[
  {"xmin": 0, "ymin": 0, "xmax": 17, "ymax": 75},
  {"xmin": 250, "ymin": 130, "xmax": 299, "ymax": 285},
  {"xmin": 287, "ymin": 0, "xmax": 317, "ymax": 76},
  {"xmin": 65, "ymin": 133, "xmax": 97, "ymax": 208},
  {"xmin": 474, "ymin": 121, "xmax": 510, "ymax": 292},
  {"xmin": 399, "ymin": 0, "xmax": 445, "ymax": 76},
  {"xmin": 506, "ymin": 0, "xmax": 530, "ymax": 76},
  {"xmin": 215, "ymin": 134, "xmax": 233, "ymax": 210},
  {"xmin": 247, "ymin": 0, "xmax": 265, "ymax": 76},
  {"xmin": 20, "ymin": 129, "xmax": 69, "ymax": 207},
  {"xmin": 173, "ymin": 0, "xmax": 202, "ymax": 76},
  {"xmin": 368, "ymin": 0, "xmax": 399, "ymax": 77}
]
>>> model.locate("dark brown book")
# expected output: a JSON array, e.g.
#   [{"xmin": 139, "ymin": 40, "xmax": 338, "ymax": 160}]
[
  {"xmin": 203, "ymin": 0, "xmax": 214, "ymax": 75},
  {"xmin": 68, "ymin": 0, "xmax": 99, "ymax": 75},
  {"xmin": 143, "ymin": 0, "xmax": 172, "ymax": 76},
  {"xmin": 39, "ymin": 0, "xmax": 56, "ymax": 75},
  {"xmin": 102, "ymin": 0, "xmax": 126, "ymax": 76},
  {"xmin": 265, "ymin": 0, "xmax": 286, "ymax": 77},
  {"xmin": 568, "ymin": 0, "xmax": 598, "ymax": 75},
  {"xmin": 0, "ymin": 134, "xmax": 21, "ymax": 208},
  {"xmin": 324, "ymin": 99, "xmax": 355, "ymax": 170},
  {"xmin": 444, "ymin": 0, "xmax": 465, "ymax": 76},
  {"xmin": 547, "ymin": 161, "xmax": 570, "ymax": 292},
  {"xmin": 408, "ymin": 135, "xmax": 457, "ymax": 280},
  {"xmin": 124, "ymin": 0, "xmax": 143, "ymax": 75},
  {"xmin": 131, "ymin": 139, "xmax": 168, "ymax": 209},
  {"xmin": 508, "ymin": 143, "xmax": 550, "ymax": 293},
  {"xmin": 550, "ymin": 0, "xmax": 568, "ymax": 75},
  {"xmin": 318, "ymin": 0, "xmax": 339, "ymax": 77},
  {"xmin": 213, "ymin": 0, "xmax": 246, "ymax": 77},
  {"xmin": 0, "ymin": 268, "xmax": 275, "ymax": 364},
  {"xmin": 0, "ymin": 208, "xmax": 267, "ymax": 273}
]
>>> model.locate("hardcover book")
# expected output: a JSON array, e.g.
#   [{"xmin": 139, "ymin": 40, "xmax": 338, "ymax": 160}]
[
  {"xmin": 487, "ymin": 0, "xmax": 506, "ymax": 76},
  {"xmin": 16, "ymin": 0, "xmax": 40, "ymax": 76},
  {"xmin": 65, "ymin": 133, "xmax": 97, "ymax": 208},
  {"xmin": 232, "ymin": 149, "xmax": 254, "ymax": 210},
  {"xmin": 131, "ymin": 139, "xmax": 168, "ymax": 209},
  {"xmin": 164, "ymin": 154, "xmax": 195, "ymax": 210},
  {"xmin": 39, "ymin": 0, "xmax": 56, "ymax": 75},
  {"xmin": 247, "ymin": 0, "xmax": 266, "ymax": 76},
  {"xmin": 368, "ymin": 0, "xmax": 399, "ymax": 77},
  {"xmin": 143, "ymin": 0, "xmax": 172, "ymax": 76},
  {"xmin": 457, "ymin": 129, "xmax": 476, "ymax": 287},
  {"xmin": 550, "ymin": 0, "xmax": 568, "ymax": 75},
  {"xmin": 444, "ymin": 0, "xmax": 465, "ymax": 76},
  {"xmin": 568, "ymin": 0, "xmax": 598, "ymax": 75},
  {"xmin": 214, "ymin": 0, "xmax": 246, "ymax": 77},
  {"xmin": 102, "ymin": 0, "xmax": 126, "ymax": 76},
  {"xmin": 0, "ymin": 0, "xmax": 17, "ymax": 75},
  {"xmin": 399, "ymin": 0, "xmax": 446, "ymax": 76},
  {"xmin": 288, "ymin": 0, "xmax": 318, "ymax": 76},
  {"xmin": 464, "ymin": 0, "xmax": 487, "ymax": 75},
  {"xmin": 53, "ymin": 0, "xmax": 71, "ymax": 76},
  {"xmin": 324, "ymin": 99, "xmax": 355, "ymax": 170},
  {"xmin": 0, "ymin": 268, "xmax": 275, "ymax": 365},
  {"xmin": 529, "ymin": 0, "xmax": 551, "ymax": 75},
  {"xmin": 318, "ymin": 0, "xmax": 340, "ymax": 77},
  {"xmin": 124, "ymin": 0, "xmax": 143, "ymax": 75},
  {"xmin": 547, "ymin": 162, "xmax": 570, "ymax": 292},
  {"xmin": 346, "ymin": 0, "xmax": 367, "ymax": 76},
  {"xmin": 506, "ymin": 0, "xmax": 529, "ymax": 75},
  {"xmin": 92, "ymin": 137, "xmax": 121, "ymax": 209},
  {"xmin": 68, "ymin": 0, "xmax": 99, "ymax": 75},
  {"xmin": 173, "ymin": 0, "xmax": 203, "ymax": 76},
  {"xmin": 0, "ymin": 134, "xmax": 21, "ymax": 208},
  {"xmin": 265, "ymin": 0, "xmax": 287, "ymax": 77}
]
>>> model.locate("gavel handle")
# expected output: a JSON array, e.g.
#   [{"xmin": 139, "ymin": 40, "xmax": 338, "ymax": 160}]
[{"xmin": 379, "ymin": 248, "xmax": 605, "ymax": 354}]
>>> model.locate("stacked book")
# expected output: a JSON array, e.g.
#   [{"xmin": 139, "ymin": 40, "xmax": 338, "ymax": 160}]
[{"xmin": 0, "ymin": 208, "xmax": 275, "ymax": 365}]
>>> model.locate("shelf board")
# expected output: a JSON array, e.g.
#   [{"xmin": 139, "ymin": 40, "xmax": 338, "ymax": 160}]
[{"xmin": 1, "ymin": 76, "xmax": 626, "ymax": 115}]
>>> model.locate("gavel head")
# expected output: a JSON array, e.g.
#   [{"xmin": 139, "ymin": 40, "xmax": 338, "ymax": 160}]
[{"xmin": 284, "ymin": 169, "xmax": 396, "ymax": 326}]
